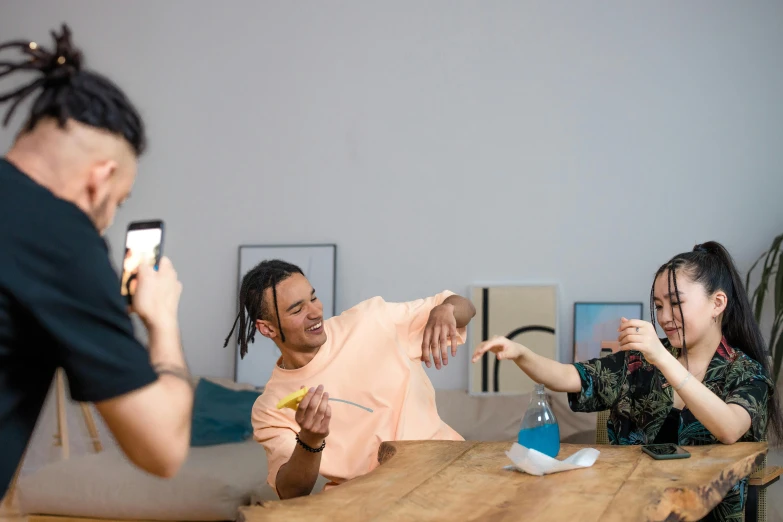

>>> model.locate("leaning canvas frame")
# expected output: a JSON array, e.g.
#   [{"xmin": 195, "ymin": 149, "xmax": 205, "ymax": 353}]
[
  {"xmin": 572, "ymin": 301, "xmax": 644, "ymax": 363},
  {"xmin": 232, "ymin": 244, "xmax": 336, "ymax": 387},
  {"xmin": 467, "ymin": 282, "xmax": 560, "ymax": 397}
]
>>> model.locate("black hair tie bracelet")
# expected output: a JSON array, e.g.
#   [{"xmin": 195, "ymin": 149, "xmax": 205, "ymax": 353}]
[{"xmin": 296, "ymin": 434, "xmax": 326, "ymax": 453}]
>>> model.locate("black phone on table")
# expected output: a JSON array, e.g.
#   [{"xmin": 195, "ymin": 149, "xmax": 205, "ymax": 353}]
[
  {"xmin": 120, "ymin": 220, "xmax": 165, "ymax": 304},
  {"xmin": 641, "ymin": 443, "xmax": 690, "ymax": 460}
]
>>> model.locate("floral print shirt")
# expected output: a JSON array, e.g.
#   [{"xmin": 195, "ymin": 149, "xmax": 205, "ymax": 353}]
[{"xmin": 568, "ymin": 337, "xmax": 772, "ymax": 521}]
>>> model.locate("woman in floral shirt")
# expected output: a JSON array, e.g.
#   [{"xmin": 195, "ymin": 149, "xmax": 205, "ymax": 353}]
[{"xmin": 472, "ymin": 241, "xmax": 782, "ymax": 521}]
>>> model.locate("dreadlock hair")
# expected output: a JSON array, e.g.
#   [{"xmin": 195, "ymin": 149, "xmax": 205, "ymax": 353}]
[
  {"xmin": 0, "ymin": 24, "xmax": 146, "ymax": 155},
  {"xmin": 223, "ymin": 260, "xmax": 304, "ymax": 359},
  {"xmin": 651, "ymin": 241, "xmax": 783, "ymax": 442}
]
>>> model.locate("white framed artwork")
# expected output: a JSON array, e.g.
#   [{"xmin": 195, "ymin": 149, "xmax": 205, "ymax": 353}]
[{"xmin": 468, "ymin": 283, "xmax": 559, "ymax": 396}]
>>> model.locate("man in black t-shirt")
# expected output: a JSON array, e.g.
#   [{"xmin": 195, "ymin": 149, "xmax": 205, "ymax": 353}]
[{"xmin": 0, "ymin": 26, "xmax": 194, "ymax": 497}]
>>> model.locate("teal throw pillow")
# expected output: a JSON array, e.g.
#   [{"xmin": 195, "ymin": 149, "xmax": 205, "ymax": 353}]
[{"xmin": 190, "ymin": 379, "xmax": 262, "ymax": 447}]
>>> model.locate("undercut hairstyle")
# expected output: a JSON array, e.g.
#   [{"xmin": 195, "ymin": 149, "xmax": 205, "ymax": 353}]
[
  {"xmin": 651, "ymin": 241, "xmax": 783, "ymax": 442},
  {"xmin": 0, "ymin": 24, "xmax": 146, "ymax": 155},
  {"xmin": 223, "ymin": 260, "xmax": 304, "ymax": 358}
]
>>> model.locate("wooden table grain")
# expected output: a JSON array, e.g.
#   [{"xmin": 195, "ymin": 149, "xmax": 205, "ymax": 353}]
[{"xmin": 239, "ymin": 441, "xmax": 767, "ymax": 522}]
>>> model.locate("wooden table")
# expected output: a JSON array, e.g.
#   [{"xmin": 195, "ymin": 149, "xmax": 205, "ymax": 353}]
[{"xmin": 240, "ymin": 441, "xmax": 767, "ymax": 522}]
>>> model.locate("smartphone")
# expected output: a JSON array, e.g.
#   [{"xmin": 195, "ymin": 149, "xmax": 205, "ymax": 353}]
[
  {"xmin": 641, "ymin": 443, "xmax": 690, "ymax": 460},
  {"xmin": 121, "ymin": 220, "xmax": 164, "ymax": 304}
]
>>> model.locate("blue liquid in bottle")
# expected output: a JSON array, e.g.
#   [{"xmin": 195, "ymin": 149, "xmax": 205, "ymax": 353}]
[{"xmin": 517, "ymin": 384, "xmax": 560, "ymax": 458}]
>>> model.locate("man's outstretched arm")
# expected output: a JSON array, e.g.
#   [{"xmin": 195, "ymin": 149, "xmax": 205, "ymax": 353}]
[
  {"xmin": 95, "ymin": 260, "xmax": 193, "ymax": 478},
  {"xmin": 443, "ymin": 294, "xmax": 476, "ymax": 328}
]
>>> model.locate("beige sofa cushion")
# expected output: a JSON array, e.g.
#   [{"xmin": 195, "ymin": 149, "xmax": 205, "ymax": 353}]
[
  {"xmin": 18, "ymin": 376, "xmax": 266, "ymax": 521},
  {"xmin": 18, "ymin": 440, "xmax": 266, "ymax": 521}
]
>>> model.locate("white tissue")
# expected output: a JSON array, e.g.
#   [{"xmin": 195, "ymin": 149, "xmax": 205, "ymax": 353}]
[{"xmin": 504, "ymin": 443, "xmax": 600, "ymax": 476}]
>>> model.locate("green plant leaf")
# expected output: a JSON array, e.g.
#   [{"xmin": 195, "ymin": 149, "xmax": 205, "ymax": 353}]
[
  {"xmin": 769, "ymin": 236, "xmax": 782, "ymax": 378},
  {"xmin": 749, "ymin": 234, "xmax": 783, "ymax": 382},
  {"xmin": 749, "ymin": 285, "xmax": 762, "ymax": 323},
  {"xmin": 770, "ymin": 307, "xmax": 783, "ymax": 378},
  {"xmin": 754, "ymin": 260, "xmax": 771, "ymax": 322},
  {"xmin": 776, "ymin": 266, "xmax": 783, "ymax": 327},
  {"xmin": 772, "ymin": 317, "xmax": 783, "ymax": 382},
  {"xmin": 754, "ymin": 235, "xmax": 783, "ymax": 323},
  {"xmin": 748, "ymin": 251, "xmax": 767, "ymax": 323},
  {"xmin": 747, "ymin": 250, "xmax": 766, "ymax": 293}
]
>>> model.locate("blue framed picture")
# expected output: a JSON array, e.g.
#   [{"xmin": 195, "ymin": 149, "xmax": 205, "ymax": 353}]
[{"xmin": 573, "ymin": 302, "xmax": 643, "ymax": 362}]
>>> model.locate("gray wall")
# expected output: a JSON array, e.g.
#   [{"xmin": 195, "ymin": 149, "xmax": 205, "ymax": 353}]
[{"xmin": 1, "ymin": 1, "xmax": 781, "ymax": 390}]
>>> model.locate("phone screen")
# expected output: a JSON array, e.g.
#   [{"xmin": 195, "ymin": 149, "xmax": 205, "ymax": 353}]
[
  {"xmin": 644, "ymin": 444, "xmax": 687, "ymax": 456},
  {"xmin": 121, "ymin": 222, "xmax": 163, "ymax": 301}
]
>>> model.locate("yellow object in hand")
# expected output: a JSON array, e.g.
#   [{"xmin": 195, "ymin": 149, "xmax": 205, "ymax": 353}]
[
  {"xmin": 276, "ymin": 388, "xmax": 308, "ymax": 410},
  {"xmin": 276, "ymin": 388, "xmax": 375, "ymax": 413}
]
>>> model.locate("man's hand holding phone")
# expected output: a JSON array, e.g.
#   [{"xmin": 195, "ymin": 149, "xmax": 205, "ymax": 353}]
[{"xmin": 131, "ymin": 257, "xmax": 182, "ymax": 331}]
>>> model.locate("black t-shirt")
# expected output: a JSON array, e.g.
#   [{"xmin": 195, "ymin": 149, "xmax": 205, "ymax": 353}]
[
  {"xmin": 0, "ymin": 158, "xmax": 157, "ymax": 496},
  {"xmin": 654, "ymin": 407, "xmax": 682, "ymax": 444}
]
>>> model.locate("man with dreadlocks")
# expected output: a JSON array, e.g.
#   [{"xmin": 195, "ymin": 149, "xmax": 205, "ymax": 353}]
[
  {"xmin": 225, "ymin": 260, "xmax": 476, "ymax": 499},
  {"xmin": 0, "ymin": 25, "xmax": 193, "ymax": 497}
]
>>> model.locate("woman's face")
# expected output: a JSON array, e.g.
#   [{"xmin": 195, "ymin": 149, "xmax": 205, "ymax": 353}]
[{"xmin": 653, "ymin": 268, "xmax": 721, "ymax": 350}]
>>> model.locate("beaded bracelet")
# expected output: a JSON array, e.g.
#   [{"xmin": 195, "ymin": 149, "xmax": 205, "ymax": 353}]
[
  {"xmin": 296, "ymin": 434, "xmax": 326, "ymax": 453},
  {"xmin": 674, "ymin": 371, "xmax": 692, "ymax": 391}
]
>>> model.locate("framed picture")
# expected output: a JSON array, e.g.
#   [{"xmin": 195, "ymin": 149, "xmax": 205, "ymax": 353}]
[
  {"xmin": 469, "ymin": 284, "xmax": 558, "ymax": 396},
  {"xmin": 232, "ymin": 244, "xmax": 336, "ymax": 387},
  {"xmin": 573, "ymin": 302, "xmax": 643, "ymax": 362}
]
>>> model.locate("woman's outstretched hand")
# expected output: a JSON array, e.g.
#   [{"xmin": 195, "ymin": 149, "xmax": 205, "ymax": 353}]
[{"xmin": 472, "ymin": 335, "xmax": 526, "ymax": 364}]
